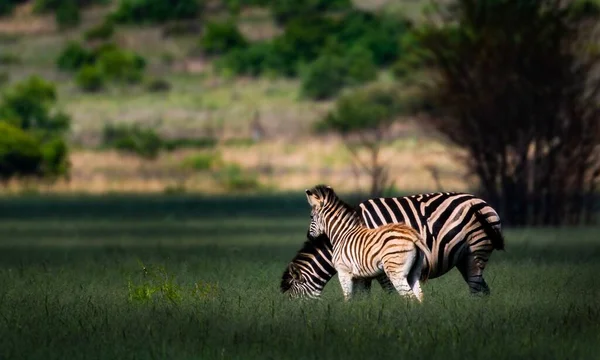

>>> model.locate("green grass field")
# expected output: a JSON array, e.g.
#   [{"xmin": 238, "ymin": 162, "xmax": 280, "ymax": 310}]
[{"xmin": 1, "ymin": 195, "xmax": 599, "ymax": 359}]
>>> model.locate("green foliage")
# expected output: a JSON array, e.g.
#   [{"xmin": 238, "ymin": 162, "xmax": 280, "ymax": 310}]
[
  {"xmin": 0, "ymin": 0, "xmax": 27, "ymax": 17},
  {"xmin": 33, "ymin": 0, "xmax": 109, "ymax": 13},
  {"xmin": 181, "ymin": 152, "xmax": 221, "ymax": 171},
  {"xmin": 0, "ymin": 77, "xmax": 71, "ymax": 180},
  {"xmin": 318, "ymin": 84, "xmax": 410, "ymax": 134},
  {"xmin": 213, "ymin": 163, "xmax": 260, "ymax": 191},
  {"xmin": 84, "ymin": 20, "xmax": 115, "ymax": 41},
  {"xmin": 270, "ymin": 0, "xmax": 351, "ymax": 24},
  {"xmin": 96, "ymin": 47, "xmax": 146, "ymax": 83},
  {"xmin": 163, "ymin": 137, "xmax": 218, "ymax": 150},
  {"xmin": 39, "ymin": 137, "xmax": 70, "ymax": 178},
  {"xmin": 215, "ymin": 9, "xmax": 412, "ymax": 86},
  {"xmin": 300, "ymin": 52, "xmax": 347, "ymax": 100},
  {"xmin": 200, "ymin": 21, "xmax": 248, "ymax": 56},
  {"xmin": 300, "ymin": 42, "xmax": 378, "ymax": 100},
  {"xmin": 0, "ymin": 122, "xmax": 42, "ymax": 180},
  {"xmin": 216, "ymin": 41, "xmax": 288, "ymax": 77},
  {"xmin": 0, "ymin": 76, "xmax": 70, "ymax": 138},
  {"xmin": 56, "ymin": 42, "xmax": 95, "ymax": 72},
  {"xmin": 127, "ymin": 260, "xmax": 219, "ymax": 305},
  {"xmin": 75, "ymin": 65, "xmax": 105, "ymax": 92},
  {"xmin": 58, "ymin": 42, "xmax": 147, "ymax": 88},
  {"xmin": 102, "ymin": 123, "xmax": 163, "ymax": 159},
  {"xmin": 110, "ymin": 0, "xmax": 202, "ymax": 24},
  {"xmin": 55, "ymin": 0, "xmax": 81, "ymax": 30}
]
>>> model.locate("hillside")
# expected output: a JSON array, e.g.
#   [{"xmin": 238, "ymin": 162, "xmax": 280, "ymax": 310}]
[{"xmin": 0, "ymin": 0, "xmax": 469, "ymax": 195}]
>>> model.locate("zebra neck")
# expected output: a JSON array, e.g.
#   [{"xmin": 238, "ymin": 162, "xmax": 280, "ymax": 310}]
[{"xmin": 324, "ymin": 205, "xmax": 363, "ymax": 248}]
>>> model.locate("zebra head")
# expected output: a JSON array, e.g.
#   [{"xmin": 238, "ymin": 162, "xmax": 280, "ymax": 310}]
[
  {"xmin": 280, "ymin": 262, "xmax": 322, "ymax": 299},
  {"xmin": 280, "ymin": 233, "xmax": 336, "ymax": 299},
  {"xmin": 305, "ymin": 185, "xmax": 335, "ymax": 238}
]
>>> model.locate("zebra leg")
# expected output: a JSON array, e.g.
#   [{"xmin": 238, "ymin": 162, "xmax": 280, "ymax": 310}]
[
  {"xmin": 375, "ymin": 274, "xmax": 396, "ymax": 294},
  {"xmin": 337, "ymin": 270, "xmax": 354, "ymax": 301},
  {"xmin": 382, "ymin": 251, "xmax": 417, "ymax": 300},
  {"xmin": 407, "ymin": 253, "xmax": 424, "ymax": 302},
  {"xmin": 457, "ymin": 254, "xmax": 491, "ymax": 295}
]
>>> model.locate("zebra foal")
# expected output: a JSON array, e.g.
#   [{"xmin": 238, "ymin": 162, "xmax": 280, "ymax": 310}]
[{"xmin": 305, "ymin": 184, "xmax": 433, "ymax": 302}]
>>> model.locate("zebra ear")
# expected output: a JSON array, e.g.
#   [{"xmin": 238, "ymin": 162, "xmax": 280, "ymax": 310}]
[
  {"xmin": 289, "ymin": 263, "xmax": 302, "ymax": 281},
  {"xmin": 305, "ymin": 189, "xmax": 318, "ymax": 207}
]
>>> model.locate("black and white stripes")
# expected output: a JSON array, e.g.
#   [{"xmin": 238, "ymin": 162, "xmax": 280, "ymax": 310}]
[{"xmin": 281, "ymin": 191, "xmax": 504, "ymax": 299}]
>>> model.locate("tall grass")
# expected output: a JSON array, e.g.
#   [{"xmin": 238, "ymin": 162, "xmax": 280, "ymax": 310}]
[{"xmin": 0, "ymin": 195, "xmax": 599, "ymax": 359}]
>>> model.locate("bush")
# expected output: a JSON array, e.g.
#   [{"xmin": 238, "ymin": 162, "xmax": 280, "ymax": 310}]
[
  {"xmin": 0, "ymin": 76, "xmax": 71, "ymax": 180},
  {"xmin": 55, "ymin": 0, "xmax": 81, "ymax": 30},
  {"xmin": 300, "ymin": 42, "xmax": 378, "ymax": 100},
  {"xmin": 200, "ymin": 21, "xmax": 248, "ymax": 56},
  {"xmin": 34, "ymin": 0, "xmax": 109, "ymax": 13},
  {"xmin": 181, "ymin": 152, "xmax": 221, "ymax": 171},
  {"xmin": 270, "ymin": 0, "xmax": 351, "ymax": 25},
  {"xmin": 84, "ymin": 20, "xmax": 115, "ymax": 41},
  {"xmin": 0, "ymin": 52, "xmax": 20, "ymax": 65},
  {"xmin": 213, "ymin": 163, "xmax": 260, "ymax": 191},
  {"xmin": 56, "ymin": 42, "xmax": 94, "ymax": 72},
  {"xmin": 0, "ymin": 122, "xmax": 42, "ymax": 180},
  {"xmin": 300, "ymin": 52, "xmax": 347, "ymax": 100},
  {"xmin": 163, "ymin": 137, "xmax": 218, "ymax": 150},
  {"xmin": 40, "ymin": 137, "xmax": 69, "ymax": 178},
  {"xmin": 76, "ymin": 65, "xmax": 105, "ymax": 92},
  {"xmin": 216, "ymin": 41, "xmax": 287, "ymax": 77},
  {"xmin": 0, "ymin": 0, "xmax": 27, "ymax": 17},
  {"xmin": 102, "ymin": 124, "xmax": 163, "ymax": 159},
  {"xmin": 343, "ymin": 45, "xmax": 378, "ymax": 85},
  {"xmin": 145, "ymin": 77, "xmax": 171, "ymax": 92},
  {"xmin": 110, "ymin": 0, "xmax": 202, "ymax": 24},
  {"xmin": 96, "ymin": 47, "xmax": 146, "ymax": 83},
  {"xmin": 0, "ymin": 76, "xmax": 70, "ymax": 137}
]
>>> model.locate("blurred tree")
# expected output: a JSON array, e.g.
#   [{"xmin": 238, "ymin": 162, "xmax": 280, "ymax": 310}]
[
  {"xmin": 0, "ymin": 76, "xmax": 71, "ymax": 180},
  {"xmin": 411, "ymin": 0, "xmax": 600, "ymax": 226},
  {"xmin": 316, "ymin": 84, "xmax": 420, "ymax": 197},
  {"xmin": 0, "ymin": 122, "xmax": 42, "ymax": 181}
]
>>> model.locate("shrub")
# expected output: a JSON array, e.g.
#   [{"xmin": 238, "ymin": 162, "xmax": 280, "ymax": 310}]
[
  {"xmin": 34, "ymin": 0, "xmax": 109, "ymax": 13},
  {"xmin": 0, "ymin": 52, "xmax": 21, "ymax": 65},
  {"xmin": 213, "ymin": 163, "xmax": 260, "ymax": 191},
  {"xmin": 0, "ymin": 76, "xmax": 70, "ymax": 137},
  {"xmin": 84, "ymin": 20, "xmax": 115, "ymax": 41},
  {"xmin": 181, "ymin": 152, "xmax": 221, "ymax": 171},
  {"xmin": 55, "ymin": 0, "xmax": 81, "ymax": 30},
  {"xmin": 0, "ymin": 76, "xmax": 71, "ymax": 180},
  {"xmin": 102, "ymin": 123, "xmax": 163, "ymax": 159},
  {"xmin": 110, "ymin": 0, "xmax": 202, "ymax": 25},
  {"xmin": 145, "ymin": 77, "xmax": 171, "ymax": 92},
  {"xmin": 96, "ymin": 47, "xmax": 146, "ymax": 83},
  {"xmin": 40, "ymin": 137, "xmax": 69, "ymax": 178},
  {"xmin": 76, "ymin": 65, "xmax": 105, "ymax": 92},
  {"xmin": 163, "ymin": 137, "xmax": 218, "ymax": 150},
  {"xmin": 271, "ymin": 0, "xmax": 351, "ymax": 25},
  {"xmin": 56, "ymin": 42, "xmax": 94, "ymax": 72},
  {"xmin": 343, "ymin": 45, "xmax": 378, "ymax": 85},
  {"xmin": 200, "ymin": 21, "xmax": 248, "ymax": 56},
  {"xmin": 300, "ymin": 51, "xmax": 348, "ymax": 100},
  {"xmin": 216, "ymin": 41, "xmax": 287, "ymax": 77},
  {"xmin": 0, "ymin": 122, "xmax": 42, "ymax": 180}
]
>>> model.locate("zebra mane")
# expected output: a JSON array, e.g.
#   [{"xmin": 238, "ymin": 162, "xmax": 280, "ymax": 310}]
[
  {"xmin": 309, "ymin": 184, "xmax": 365, "ymax": 226},
  {"xmin": 280, "ymin": 233, "xmax": 332, "ymax": 293}
]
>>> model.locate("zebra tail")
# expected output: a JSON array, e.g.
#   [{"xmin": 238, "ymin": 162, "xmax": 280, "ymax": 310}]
[{"xmin": 473, "ymin": 209, "xmax": 505, "ymax": 251}]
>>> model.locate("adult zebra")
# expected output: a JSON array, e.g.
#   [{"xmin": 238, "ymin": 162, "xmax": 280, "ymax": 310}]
[{"xmin": 281, "ymin": 191, "xmax": 505, "ymax": 299}]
